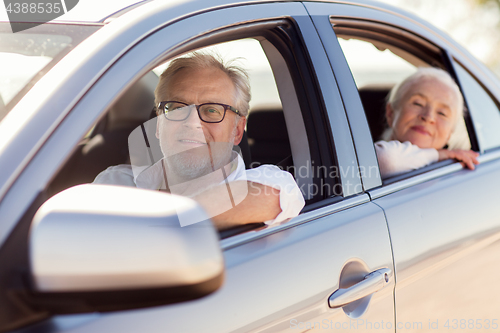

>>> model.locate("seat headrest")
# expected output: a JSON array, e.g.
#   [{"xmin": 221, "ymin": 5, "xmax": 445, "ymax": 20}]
[
  {"xmin": 358, "ymin": 84, "xmax": 392, "ymax": 141},
  {"xmin": 246, "ymin": 108, "xmax": 288, "ymax": 141}
]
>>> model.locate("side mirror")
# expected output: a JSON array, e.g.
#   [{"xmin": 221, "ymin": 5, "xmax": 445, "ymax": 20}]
[{"xmin": 27, "ymin": 184, "xmax": 223, "ymax": 313}]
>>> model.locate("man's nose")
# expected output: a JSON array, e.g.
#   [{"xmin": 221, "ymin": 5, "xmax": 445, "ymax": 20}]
[{"xmin": 183, "ymin": 105, "xmax": 202, "ymax": 128}]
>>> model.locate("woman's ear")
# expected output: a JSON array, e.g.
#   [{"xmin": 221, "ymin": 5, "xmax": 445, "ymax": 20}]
[{"xmin": 386, "ymin": 103, "xmax": 395, "ymax": 127}]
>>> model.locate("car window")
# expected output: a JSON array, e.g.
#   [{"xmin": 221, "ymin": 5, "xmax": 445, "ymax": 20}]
[
  {"xmin": 0, "ymin": 23, "xmax": 100, "ymax": 122},
  {"xmin": 453, "ymin": 61, "xmax": 500, "ymax": 151},
  {"xmin": 50, "ymin": 38, "xmax": 290, "ymax": 187},
  {"xmin": 335, "ymin": 28, "xmax": 472, "ymax": 181},
  {"xmin": 48, "ymin": 34, "xmax": 323, "ymax": 236}
]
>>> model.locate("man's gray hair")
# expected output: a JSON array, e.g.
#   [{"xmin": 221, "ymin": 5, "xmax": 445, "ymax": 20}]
[
  {"xmin": 155, "ymin": 52, "xmax": 251, "ymax": 117},
  {"xmin": 382, "ymin": 67, "xmax": 467, "ymax": 148}
]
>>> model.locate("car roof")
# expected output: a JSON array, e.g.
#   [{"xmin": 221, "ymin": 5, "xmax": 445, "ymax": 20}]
[
  {"xmin": 0, "ymin": 0, "xmax": 149, "ymax": 23},
  {"xmin": 0, "ymin": 0, "xmax": 412, "ymax": 24},
  {"xmin": 55, "ymin": 0, "xmax": 149, "ymax": 23}
]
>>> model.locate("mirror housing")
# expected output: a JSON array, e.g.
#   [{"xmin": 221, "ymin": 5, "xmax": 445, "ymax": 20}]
[{"xmin": 27, "ymin": 184, "xmax": 224, "ymax": 313}]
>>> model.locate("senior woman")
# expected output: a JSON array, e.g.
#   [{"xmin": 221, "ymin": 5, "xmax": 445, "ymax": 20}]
[{"xmin": 375, "ymin": 67, "xmax": 479, "ymax": 178}]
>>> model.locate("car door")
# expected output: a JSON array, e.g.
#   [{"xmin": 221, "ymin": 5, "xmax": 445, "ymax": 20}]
[
  {"xmin": 307, "ymin": 1, "xmax": 500, "ymax": 331},
  {"xmin": 0, "ymin": 2, "xmax": 394, "ymax": 332}
]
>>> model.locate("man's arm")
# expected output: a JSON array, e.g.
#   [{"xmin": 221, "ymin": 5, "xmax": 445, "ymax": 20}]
[{"xmin": 193, "ymin": 181, "xmax": 281, "ymax": 230}]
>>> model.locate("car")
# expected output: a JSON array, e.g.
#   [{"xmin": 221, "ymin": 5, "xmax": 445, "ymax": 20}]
[{"xmin": 2, "ymin": 0, "xmax": 500, "ymax": 332}]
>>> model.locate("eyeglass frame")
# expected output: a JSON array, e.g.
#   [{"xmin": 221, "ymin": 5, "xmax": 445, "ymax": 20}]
[{"xmin": 157, "ymin": 100, "xmax": 240, "ymax": 123}]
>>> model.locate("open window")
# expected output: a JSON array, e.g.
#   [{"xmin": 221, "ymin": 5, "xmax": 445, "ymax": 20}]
[
  {"xmin": 333, "ymin": 20, "xmax": 474, "ymax": 181},
  {"xmin": 46, "ymin": 22, "xmax": 331, "ymax": 238}
]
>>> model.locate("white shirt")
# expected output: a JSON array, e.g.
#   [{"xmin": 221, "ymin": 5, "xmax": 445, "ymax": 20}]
[
  {"xmin": 374, "ymin": 140, "xmax": 439, "ymax": 179},
  {"xmin": 94, "ymin": 153, "xmax": 305, "ymax": 226}
]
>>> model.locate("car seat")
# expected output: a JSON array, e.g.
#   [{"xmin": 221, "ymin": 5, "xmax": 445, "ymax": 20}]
[
  {"xmin": 358, "ymin": 84, "xmax": 393, "ymax": 142},
  {"xmin": 246, "ymin": 106, "xmax": 291, "ymax": 167}
]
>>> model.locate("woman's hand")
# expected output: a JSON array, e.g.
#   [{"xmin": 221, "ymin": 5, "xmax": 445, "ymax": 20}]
[{"xmin": 438, "ymin": 149, "xmax": 480, "ymax": 170}]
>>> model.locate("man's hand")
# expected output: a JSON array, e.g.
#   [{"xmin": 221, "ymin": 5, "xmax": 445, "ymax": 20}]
[
  {"xmin": 438, "ymin": 149, "xmax": 480, "ymax": 170},
  {"xmin": 193, "ymin": 181, "xmax": 281, "ymax": 230}
]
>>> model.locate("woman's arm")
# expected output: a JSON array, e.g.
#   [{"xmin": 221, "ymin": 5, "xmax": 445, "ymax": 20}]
[
  {"xmin": 375, "ymin": 140, "xmax": 438, "ymax": 178},
  {"xmin": 437, "ymin": 149, "xmax": 479, "ymax": 170}
]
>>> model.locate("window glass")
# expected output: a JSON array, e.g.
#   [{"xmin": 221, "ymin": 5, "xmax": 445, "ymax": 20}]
[
  {"xmin": 0, "ymin": 33, "xmax": 71, "ymax": 107},
  {"xmin": 454, "ymin": 62, "xmax": 500, "ymax": 151},
  {"xmin": 0, "ymin": 43, "xmax": 54, "ymax": 105},
  {"xmin": 0, "ymin": 23, "xmax": 100, "ymax": 122}
]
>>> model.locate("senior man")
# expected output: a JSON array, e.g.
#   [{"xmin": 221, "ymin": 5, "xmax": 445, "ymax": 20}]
[{"xmin": 94, "ymin": 53, "xmax": 304, "ymax": 230}]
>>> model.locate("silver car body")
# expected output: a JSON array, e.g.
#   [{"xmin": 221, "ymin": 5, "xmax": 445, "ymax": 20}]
[{"xmin": 1, "ymin": 0, "xmax": 500, "ymax": 332}]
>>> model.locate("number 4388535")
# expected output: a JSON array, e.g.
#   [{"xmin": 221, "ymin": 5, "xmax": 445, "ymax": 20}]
[
  {"xmin": 444, "ymin": 319, "xmax": 498, "ymax": 330},
  {"xmin": 6, "ymin": 2, "xmax": 61, "ymax": 14}
]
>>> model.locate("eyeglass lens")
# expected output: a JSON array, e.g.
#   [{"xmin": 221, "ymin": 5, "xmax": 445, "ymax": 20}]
[{"xmin": 164, "ymin": 102, "xmax": 225, "ymax": 122}]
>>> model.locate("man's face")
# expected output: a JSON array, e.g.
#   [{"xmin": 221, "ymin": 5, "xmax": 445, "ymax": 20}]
[{"xmin": 156, "ymin": 67, "xmax": 245, "ymax": 180}]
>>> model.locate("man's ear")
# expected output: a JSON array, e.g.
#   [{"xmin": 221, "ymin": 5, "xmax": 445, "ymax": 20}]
[
  {"xmin": 386, "ymin": 103, "xmax": 395, "ymax": 127},
  {"xmin": 233, "ymin": 116, "xmax": 246, "ymax": 145}
]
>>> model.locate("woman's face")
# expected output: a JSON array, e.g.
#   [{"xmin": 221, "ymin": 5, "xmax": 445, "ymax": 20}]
[{"xmin": 387, "ymin": 77, "xmax": 458, "ymax": 150}]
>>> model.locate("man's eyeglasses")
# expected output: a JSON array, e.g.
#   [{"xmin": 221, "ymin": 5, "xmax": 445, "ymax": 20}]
[{"xmin": 158, "ymin": 101, "xmax": 240, "ymax": 123}]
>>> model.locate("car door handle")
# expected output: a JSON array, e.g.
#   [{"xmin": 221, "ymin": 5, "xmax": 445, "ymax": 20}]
[{"xmin": 329, "ymin": 268, "xmax": 392, "ymax": 308}]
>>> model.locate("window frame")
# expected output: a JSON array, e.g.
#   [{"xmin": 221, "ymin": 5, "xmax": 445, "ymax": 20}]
[
  {"xmin": 305, "ymin": 2, "xmax": 490, "ymax": 197},
  {"xmin": 329, "ymin": 27, "xmax": 476, "ymax": 188}
]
